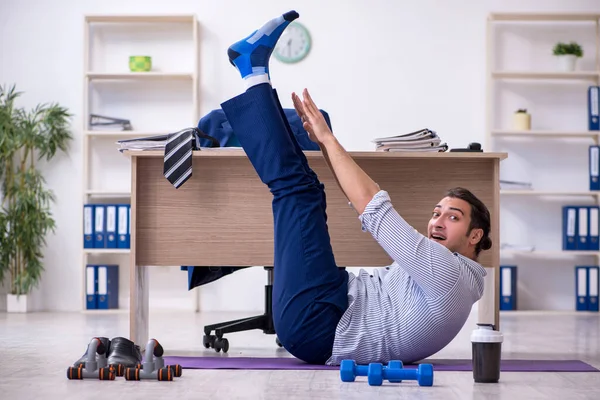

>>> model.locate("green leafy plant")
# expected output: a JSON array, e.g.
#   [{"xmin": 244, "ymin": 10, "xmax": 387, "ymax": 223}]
[
  {"xmin": 553, "ymin": 42, "xmax": 583, "ymax": 57},
  {"xmin": 0, "ymin": 84, "xmax": 73, "ymax": 296}
]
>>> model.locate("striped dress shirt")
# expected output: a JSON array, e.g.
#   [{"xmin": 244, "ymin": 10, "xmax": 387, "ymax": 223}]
[{"xmin": 326, "ymin": 190, "xmax": 487, "ymax": 366}]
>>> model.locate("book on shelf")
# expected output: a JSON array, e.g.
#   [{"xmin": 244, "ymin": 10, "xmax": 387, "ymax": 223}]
[
  {"xmin": 500, "ymin": 243, "xmax": 535, "ymax": 252},
  {"xmin": 500, "ymin": 180, "xmax": 533, "ymax": 190},
  {"xmin": 89, "ymin": 114, "xmax": 133, "ymax": 131},
  {"xmin": 372, "ymin": 128, "xmax": 448, "ymax": 152}
]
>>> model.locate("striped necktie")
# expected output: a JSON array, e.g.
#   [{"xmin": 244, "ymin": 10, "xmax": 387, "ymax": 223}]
[{"xmin": 164, "ymin": 128, "xmax": 195, "ymax": 189}]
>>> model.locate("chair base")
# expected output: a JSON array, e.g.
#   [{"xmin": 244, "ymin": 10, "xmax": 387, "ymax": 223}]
[{"xmin": 202, "ymin": 267, "xmax": 281, "ymax": 353}]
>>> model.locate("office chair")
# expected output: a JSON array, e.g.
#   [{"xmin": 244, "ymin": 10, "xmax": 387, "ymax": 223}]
[{"xmin": 188, "ymin": 266, "xmax": 280, "ymax": 353}]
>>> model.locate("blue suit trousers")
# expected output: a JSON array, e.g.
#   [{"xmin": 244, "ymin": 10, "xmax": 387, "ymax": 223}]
[{"xmin": 220, "ymin": 83, "xmax": 349, "ymax": 365}]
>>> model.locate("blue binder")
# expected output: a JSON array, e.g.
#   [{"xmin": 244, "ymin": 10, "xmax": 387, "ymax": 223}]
[
  {"xmin": 577, "ymin": 206, "xmax": 589, "ymax": 250},
  {"xmin": 588, "ymin": 86, "xmax": 599, "ymax": 131},
  {"xmin": 94, "ymin": 204, "xmax": 106, "ymax": 248},
  {"xmin": 86, "ymin": 264, "xmax": 97, "ymax": 309},
  {"xmin": 105, "ymin": 204, "xmax": 117, "ymax": 248},
  {"xmin": 589, "ymin": 146, "xmax": 600, "ymax": 190},
  {"xmin": 83, "ymin": 205, "xmax": 95, "ymax": 249},
  {"xmin": 117, "ymin": 204, "xmax": 130, "ymax": 249},
  {"xmin": 96, "ymin": 264, "xmax": 119, "ymax": 309},
  {"xmin": 563, "ymin": 206, "xmax": 578, "ymax": 250},
  {"xmin": 589, "ymin": 206, "xmax": 599, "ymax": 251},
  {"xmin": 575, "ymin": 266, "xmax": 589, "ymax": 311},
  {"xmin": 589, "ymin": 266, "xmax": 599, "ymax": 312},
  {"xmin": 499, "ymin": 265, "xmax": 517, "ymax": 310}
]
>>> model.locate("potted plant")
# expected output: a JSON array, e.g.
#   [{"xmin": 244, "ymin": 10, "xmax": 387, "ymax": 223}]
[
  {"xmin": 0, "ymin": 84, "xmax": 73, "ymax": 312},
  {"xmin": 512, "ymin": 108, "xmax": 531, "ymax": 131},
  {"xmin": 553, "ymin": 41, "xmax": 583, "ymax": 72}
]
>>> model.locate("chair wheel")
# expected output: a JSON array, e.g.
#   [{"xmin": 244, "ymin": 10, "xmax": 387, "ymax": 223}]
[
  {"xmin": 67, "ymin": 366, "xmax": 83, "ymax": 380},
  {"xmin": 214, "ymin": 337, "xmax": 229, "ymax": 353},
  {"xmin": 158, "ymin": 367, "xmax": 173, "ymax": 381},
  {"xmin": 168, "ymin": 364, "xmax": 182, "ymax": 377},
  {"xmin": 99, "ymin": 367, "xmax": 115, "ymax": 380},
  {"xmin": 203, "ymin": 334, "xmax": 216, "ymax": 349},
  {"xmin": 124, "ymin": 367, "xmax": 140, "ymax": 381}
]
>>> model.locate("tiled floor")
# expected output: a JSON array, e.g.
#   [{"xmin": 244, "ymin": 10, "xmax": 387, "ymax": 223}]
[{"xmin": 0, "ymin": 309, "xmax": 599, "ymax": 399}]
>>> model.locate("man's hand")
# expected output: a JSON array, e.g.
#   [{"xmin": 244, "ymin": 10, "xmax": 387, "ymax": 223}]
[
  {"xmin": 292, "ymin": 89, "xmax": 334, "ymax": 145},
  {"xmin": 292, "ymin": 88, "xmax": 380, "ymax": 215}
]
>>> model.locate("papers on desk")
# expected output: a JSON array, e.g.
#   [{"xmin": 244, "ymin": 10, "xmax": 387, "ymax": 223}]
[
  {"xmin": 372, "ymin": 129, "xmax": 448, "ymax": 152},
  {"xmin": 117, "ymin": 135, "xmax": 169, "ymax": 152},
  {"xmin": 115, "ymin": 132, "xmax": 237, "ymax": 153}
]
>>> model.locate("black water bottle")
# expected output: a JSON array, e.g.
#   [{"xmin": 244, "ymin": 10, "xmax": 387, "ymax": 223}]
[{"xmin": 471, "ymin": 323, "xmax": 503, "ymax": 383}]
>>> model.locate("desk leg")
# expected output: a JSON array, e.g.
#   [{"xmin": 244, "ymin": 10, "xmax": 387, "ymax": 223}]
[
  {"xmin": 478, "ymin": 268, "xmax": 496, "ymax": 328},
  {"xmin": 130, "ymin": 264, "xmax": 149, "ymax": 346}
]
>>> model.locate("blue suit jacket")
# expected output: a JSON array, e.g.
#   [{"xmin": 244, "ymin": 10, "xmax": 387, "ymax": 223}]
[{"xmin": 183, "ymin": 107, "xmax": 332, "ymax": 289}]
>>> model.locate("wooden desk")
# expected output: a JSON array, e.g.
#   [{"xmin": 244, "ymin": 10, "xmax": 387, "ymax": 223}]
[{"xmin": 126, "ymin": 149, "xmax": 507, "ymax": 346}]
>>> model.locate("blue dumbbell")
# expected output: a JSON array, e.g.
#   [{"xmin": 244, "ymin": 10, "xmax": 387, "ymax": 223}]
[
  {"xmin": 376, "ymin": 363, "xmax": 434, "ymax": 386},
  {"xmin": 340, "ymin": 360, "xmax": 404, "ymax": 384},
  {"xmin": 340, "ymin": 360, "xmax": 434, "ymax": 386}
]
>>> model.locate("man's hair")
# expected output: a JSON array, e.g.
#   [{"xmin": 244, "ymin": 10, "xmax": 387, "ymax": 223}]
[{"xmin": 445, "ymin": 187, "xmax": 492, "ymax": 256}]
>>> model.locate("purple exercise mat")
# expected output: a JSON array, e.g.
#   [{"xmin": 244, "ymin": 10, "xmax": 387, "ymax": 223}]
[{"xmin": 162, "ymin": 356, "xmax": 599, "ymax": 372}]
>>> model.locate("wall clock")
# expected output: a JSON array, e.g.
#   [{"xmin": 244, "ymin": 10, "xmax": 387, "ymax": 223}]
[{"xmin": 274, "ymin": 22, "xmax": 312, "ymax": 64}]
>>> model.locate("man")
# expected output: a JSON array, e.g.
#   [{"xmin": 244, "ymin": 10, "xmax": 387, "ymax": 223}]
[{"xmin": 219, "ymin": 10, "xmax": 491, "ymax": 366}]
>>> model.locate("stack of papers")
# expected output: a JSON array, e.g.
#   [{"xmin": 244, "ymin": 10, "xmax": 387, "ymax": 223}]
[
  {"xmin": 372, "ymin": 129, "xmax": 448, "ymax": 152},
  {"xmin": 115, "ymin": 133, "xmax": 241, "ymax": 153},
  {"xmin": 116, "ymin": 134, "xmax": 170, "ymax": 152}
]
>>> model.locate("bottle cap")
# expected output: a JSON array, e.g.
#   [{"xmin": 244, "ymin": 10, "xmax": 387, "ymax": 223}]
[{"xmin": 471, "ymin": 323, "xmax": 503, "ymax": 343}]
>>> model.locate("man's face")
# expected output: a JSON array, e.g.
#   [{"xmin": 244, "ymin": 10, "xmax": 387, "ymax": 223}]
[{"xmin": 427, "ymin": 196, "xmax": 482, "ymax": 258}]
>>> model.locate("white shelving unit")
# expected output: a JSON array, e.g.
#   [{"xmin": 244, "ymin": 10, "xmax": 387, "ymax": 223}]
[
  {"xmin": 486, "ymin": 12, "xmax": 600, "ymax": 309},
  {"xmin": 81, "ymin": 14, "xmax": 199, "ymax": 310}
]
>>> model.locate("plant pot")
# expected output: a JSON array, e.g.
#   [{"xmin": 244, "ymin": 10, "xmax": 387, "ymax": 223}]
[
  {"xmin": 556, "ymin": 54, "xmax": 578, "ymax": 72},
  {"xmin": 7, "ymin": 294, "xmax": 32, "ymax": 313},
  {"xmin": 512, "ymin": 113, "xmax": 531, "ymax": 131}
]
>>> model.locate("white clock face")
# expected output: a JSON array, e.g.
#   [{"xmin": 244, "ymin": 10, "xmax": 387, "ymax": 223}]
[{"xmin": 274, "ymin": 22, "xmax": 311, "ymax": 64}]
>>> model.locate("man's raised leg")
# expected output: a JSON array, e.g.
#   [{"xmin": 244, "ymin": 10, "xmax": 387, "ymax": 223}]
[{"xmin": 220, "ymin": 11, "xmax": 348, "ymax": 364}]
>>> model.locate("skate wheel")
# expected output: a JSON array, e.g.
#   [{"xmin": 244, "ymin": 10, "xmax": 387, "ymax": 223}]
[
  {"xmin": 158, "ymin": 367, "xmax": 173, "ymax": 381},
  {"xmin": 99, "ymin": 367, "xmax": 115, "ymax": 380},
  {"xmin": 67, "ymin": 366, "xmax": 83, "ymax": 380},
  {"xmin": 124, "ymin": 367, "xmax": 140, "ymax": 381},
  {"xmin": 168, "ymin": 364, "xmax": 182, "ymax": 377},
  {"xmin": 276, "ymin": 337, "xmax": 283, "ymax": 347},
  {"xmin": 109, "ymin": 363, "xmax": 124, "ymax": 377}
]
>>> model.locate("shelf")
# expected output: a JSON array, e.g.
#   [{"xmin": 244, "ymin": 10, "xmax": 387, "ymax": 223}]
[
  {"xmin": 489, "ymin": 12, "xmax": 600, "ymax": 22},
  {"xmin": 86, "ymin": 72, "xmax": 194, "ymax": 81},
  {"xmin": 85, "ymin": 130, "xmax": 170, "ymax": 138},
  {"xmin": 500, "ymin": 190, "xmax": 599, "ymax": 197},
  {"xmin": 85, "ymin": 190, "xmax": 131, "ymax": 198},
  {"xmin": 501, "ymin": 250, "xmax": 599, "ymax": 257},
  {"xmin": 81, "ymin": 13, "xmax": 199, "ymax": 313},
  {"xmin": 85, "ymin": 15, "xmax": 196, "ymax": 24},
  {"xmin": 492, "ymin": 130, "xmax": 600, "ymax": 139},
  {"xmin": 82, "ymin": 309, "xmax": 128, "ymax": 314},
  {"xmin": 492, "ymin": 71, "xmax": 599, "ymax": 80},
  {"xmin": 84, "ymin": 249, "xmax": 130, "ymax": 255}
]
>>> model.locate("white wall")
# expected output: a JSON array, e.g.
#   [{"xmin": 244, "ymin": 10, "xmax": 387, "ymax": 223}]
[{"xmin": 1, "ymin": 0, "xmax": 599, "ymax": 313}]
